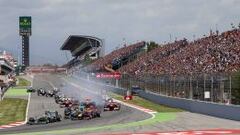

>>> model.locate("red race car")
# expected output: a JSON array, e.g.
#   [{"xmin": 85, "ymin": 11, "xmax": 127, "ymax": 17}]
[
  {"xmin": 124, "ymin": 90, "xmax": 133, "ymax": 100},
  {"xmin": 103, "ymin": 98, "xmax": 121, "ymax": 111}
]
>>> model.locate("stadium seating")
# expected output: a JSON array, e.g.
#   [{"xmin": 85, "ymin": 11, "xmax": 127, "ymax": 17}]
[
  {"xmin": 87, "ymin": 41, "xmax": 145, "ymax": 72},
  {"xmin": 118, "ymin": 28, "xmax": 240, "ymax": 76}
]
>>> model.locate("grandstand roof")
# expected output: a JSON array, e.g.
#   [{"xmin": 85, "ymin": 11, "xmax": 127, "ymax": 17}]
[{"xmin": 60, "ymin": 35, "xmax": 103, "ymax": 57}]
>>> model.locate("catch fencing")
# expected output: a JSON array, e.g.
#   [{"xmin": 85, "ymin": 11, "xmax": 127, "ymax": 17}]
[
  {"xmin": 78, "ymin": 71, "xmax": 239, "ymax": 104},
  {"xmin": 117, "ymin": 73, "xmax": 239, "ymax": 104}
]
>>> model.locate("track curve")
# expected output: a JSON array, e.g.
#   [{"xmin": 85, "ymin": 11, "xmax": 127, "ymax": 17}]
[{"xmin": 0, "ymin": 74, "xmax": 151, "ymax": 134}]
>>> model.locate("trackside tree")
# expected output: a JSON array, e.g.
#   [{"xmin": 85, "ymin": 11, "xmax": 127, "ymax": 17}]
[{"xmin": 19, "ymin": 16, "xmax": 32, "ymax": 67}]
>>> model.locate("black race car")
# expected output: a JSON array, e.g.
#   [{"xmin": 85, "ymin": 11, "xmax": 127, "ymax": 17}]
[
  {"xmin": 27, "ymin": 111, "xmax": 61, "ymax": 125},
  {"xmin": 27, "ymin": 87, "xmax": 36, "ymax": 93},
  {"xmin": 64, "ymin": 107, "xmax": 72, "ymax": 119},
  {"xmin": 37, "ymin": 88, "xmax": 46, "ymax": 96},
  {"xmin": 70, "ymin": 109, "xmax": 84, "ymax": 120},
  {"xmin": 45, "ymin": 111, "xmax": 62, "ymax": 122},
  {"xmin": 27, "ymin": 115, "xmax": 49, "ymax": 125}
]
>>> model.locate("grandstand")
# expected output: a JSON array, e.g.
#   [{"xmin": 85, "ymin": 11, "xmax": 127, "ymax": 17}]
[
  {"xmin": 61, "ymin": 35, "xmax": 104, "ymax": 68},
  {"xmin": 118, "ymin": 29, "xmax": 240, "ymax": 76},
  {"xmin": 87, "ymin": 41, "xmax": 146, "ymax": 72},
  {"xmin": 0, "ymin": 51, "xmax": 16, "ymax": 75}
]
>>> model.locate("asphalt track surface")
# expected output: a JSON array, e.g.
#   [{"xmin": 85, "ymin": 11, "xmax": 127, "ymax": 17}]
[{"xmin": 0, "ymin": 74, "xmax": 151, "ymax": 134}]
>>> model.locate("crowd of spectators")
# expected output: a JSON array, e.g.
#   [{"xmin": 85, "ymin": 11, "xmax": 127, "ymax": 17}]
[
  {"xmin": 119, "ymin": 39, "xmax": 188, "ymax": 75},
  {"xmin": 118, "ymin": 28, "xmax": 240, "ymax": 76},
  {"xmin": 87, "ymin": 41, "xmax": 145, "ymax": 72}
]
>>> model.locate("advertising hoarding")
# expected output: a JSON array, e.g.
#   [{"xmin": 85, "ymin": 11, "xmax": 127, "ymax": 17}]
[{"xmin": 19, "ymin": 16, "xmax": 31, "ymax": 36}]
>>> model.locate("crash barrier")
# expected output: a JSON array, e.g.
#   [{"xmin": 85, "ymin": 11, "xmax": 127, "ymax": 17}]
[
  {"xmin": 137, "ymin": 90, "xmax": 240, "ymax": 121},
  {"xmin": 103, "ymin": 84, "xmax": 240, "ymax": 121}
]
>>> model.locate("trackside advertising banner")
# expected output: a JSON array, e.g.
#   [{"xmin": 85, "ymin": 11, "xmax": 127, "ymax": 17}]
[{"xmin": 96, "ymin": 72, "xmax": 121, "ymax": 79}]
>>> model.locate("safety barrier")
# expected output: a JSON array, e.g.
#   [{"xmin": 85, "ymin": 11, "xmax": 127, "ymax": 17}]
[
  {"xmin": 136, "ymin": 90, "xmax": 240, "ymax": 121},
  {"xmin": 108, "ymin": 85, "xmax": 240, "ymax": 121}
]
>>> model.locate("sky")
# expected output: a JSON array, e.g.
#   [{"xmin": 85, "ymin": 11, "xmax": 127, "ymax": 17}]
[{"xmin": 0, "ymin": 0, "xmax": 239, "ymax": 65}]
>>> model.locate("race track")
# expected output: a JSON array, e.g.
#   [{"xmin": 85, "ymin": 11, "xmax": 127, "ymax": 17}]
[
  {"xmin": 0, "ymin": 74, "xmax": 151, "ymax": 134},
  {"xmin": 1, "ymin": 74, "xmax": 240, "ymax": 135}
]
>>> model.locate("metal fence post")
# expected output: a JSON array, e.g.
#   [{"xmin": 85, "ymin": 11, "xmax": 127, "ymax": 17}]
[
  {"xmin": 211, "ymin": 76, "xmax": 214, "ymax": 102},
  {"xmin": 203, "ymin": 74, "xmax": 206, "ymax": 101},
  {"xmin": 220, "ymin": 77, "xmax": 224, "ymax": 103},
  {"xmin": 189, "ymin": 76, "xmax": 193, "ymax": 99},
  {"xmin": 229, "ymin": 75, "xmax": 232, "ymax": 104},
  {"xmin": 173, "ymin": 76, "xmax": 176, "ymax": 97}
]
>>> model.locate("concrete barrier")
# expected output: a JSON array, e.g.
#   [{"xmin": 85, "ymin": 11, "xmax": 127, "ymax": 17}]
[
  {"xmin": 137, "ymin": 90, "xmax": 240, "ymax": 121},
  {"xmin": 103, "ymin": 85, "xmax": 240, "ymax": 121}
]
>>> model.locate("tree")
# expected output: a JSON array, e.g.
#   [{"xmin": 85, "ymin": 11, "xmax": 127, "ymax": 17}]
[
  {"xmin": 84, "ymin": 54, "xmax": 92, "ymax": 65},
  {"xmin": 147, "ymin": 41, "xmax": 159, "ymax": 52}
]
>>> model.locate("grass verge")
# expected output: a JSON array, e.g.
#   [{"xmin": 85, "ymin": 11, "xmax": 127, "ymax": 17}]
[
  {"xmin": 109, "ymin": 92, "xmax": 183, "ymax": 112},
  {"xmin": 9, "ymin": 113, "xmax": 176, "ymax": 135},
  {"xmin": 4, "ymin": 88, "xmax": 28, "ymax": 97},
  {"xmin": 0, "ymin": 98, "xmax": 27, "ymax": 125},
  {"xmin": 17, "ymin": 77, "xmax": 31, "ymax": 87}
]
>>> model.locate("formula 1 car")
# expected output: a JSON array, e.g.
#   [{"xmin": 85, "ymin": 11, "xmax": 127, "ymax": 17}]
[
  {"xmin": 64, "ymin": 105, "xmax": 80, "ymax": 119},
  {"xmin": 60, "ymin": 99, "xmax": 72, "ymax": 108},
  {"xmin": 67, "ymin": 101, "xmax": 101, "ymax": 120},
  {"xmin": 59, "ymin": 97, "xmax": 74, "ymax": 107},
  {"xmin": 82, "ymin": 101, "xmax": 101, "ymax": 119},
  {"xmin": 37, "ymin": 88, "xmax": 46, "ymax": 96},
  {"xmin": 46, "ymin": 90, "xmax": 55, "ymax": 97},
  {"xmin": 45, "ymin": 111, "xmax": 62, "ymax": 122},
  {"xmin": 53, "ymin": 88, "xmax": 60, "ymax": 95},
  {"xmin": 124, "ymin": 90, "xmax": 133, "ymax": 100},
  {"xmin": 27, "ymin": 87, "xmax": 36, "ymax": 93},
  {"xmin": 27, "ymin": 115, "xmax": 50, "ymax": 125},
  {"xmin": 103, "ymin": 98, "xmax": 121, "ymax": 111},
  {"xmin": 64, "ymin": 107, "xmax": 72, "ymax": 119},
  {"xmin": 70, "ymin": 109, "xmax": 84, "ymax": 120},
  {"xmin": 54, "ymin": 93, "xmax": 65, "ymax": 104},
  {"xmin": 60, "ymin": 98, "xmax": 80, "ymax": 108}
]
